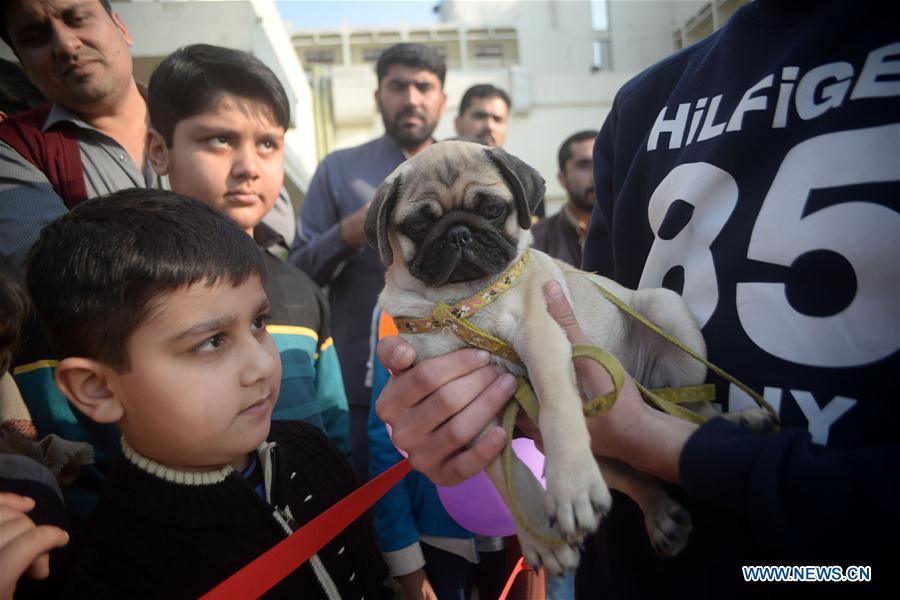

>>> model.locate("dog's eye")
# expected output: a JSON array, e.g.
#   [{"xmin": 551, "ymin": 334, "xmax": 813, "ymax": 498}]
[
  {"xmin": 480, "ymin": 204, "xmax": 506, "ymax": 220},
  {"xmin": 403, "ymin": 220, "xmax": 428, "ymax": 236}
]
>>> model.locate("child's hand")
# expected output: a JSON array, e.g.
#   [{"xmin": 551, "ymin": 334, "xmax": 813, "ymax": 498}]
[
  {"xmin": 395, "ymin": 568, "xmax": 438, "ymax": 600},
  {"xmin": 0, "ymin": 492, "xmax": 69, "ymax": 599}
]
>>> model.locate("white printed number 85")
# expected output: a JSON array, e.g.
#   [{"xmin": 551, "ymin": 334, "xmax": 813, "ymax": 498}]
[{"xmin": 639, "ymin": 124, "xmax": 900, "ymax": 368}]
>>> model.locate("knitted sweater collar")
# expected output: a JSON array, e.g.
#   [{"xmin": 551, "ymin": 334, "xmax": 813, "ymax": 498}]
[{"xmin": 120, "ymin": 437, "xmax": 236, "ymax": 486}]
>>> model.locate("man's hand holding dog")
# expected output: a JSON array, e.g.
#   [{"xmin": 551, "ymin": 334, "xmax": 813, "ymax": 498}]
[{"xmin": 375, "ymin": 341, "xmax": 514, "ymax": 486}]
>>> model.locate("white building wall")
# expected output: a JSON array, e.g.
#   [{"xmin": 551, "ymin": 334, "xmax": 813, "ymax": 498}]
[
  {"xmin": 304, "ymin": 0, "xmax": 645, "ymax": 206},
  {"xmin": 434, "ymin": 0, "xmax": 648, "ymax": 205}
]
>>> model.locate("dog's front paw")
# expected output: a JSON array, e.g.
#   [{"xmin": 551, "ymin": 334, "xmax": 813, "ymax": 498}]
[
  {"xmin": 519, "ymin": 532, "xmax": 582, "ymax": 578},
  {"xmin": 504, "ymin": 458, "xmax": 586, "ymax": 577},
  {"xmin": 544, "ymin": 452, "xmax": 611, "ymax": 539},
  {"xmin": 645, "ymin": 498, "xmax": 692, "ymax": 557}
]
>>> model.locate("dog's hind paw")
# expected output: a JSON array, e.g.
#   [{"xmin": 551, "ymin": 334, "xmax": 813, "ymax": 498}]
[
  {"xmin": 724, "ymin": 407, "xmax": 779, "ymax": 432},
  {"xmin": 646, "ymin": 498, "xmax": 692, "ymax": 557}
]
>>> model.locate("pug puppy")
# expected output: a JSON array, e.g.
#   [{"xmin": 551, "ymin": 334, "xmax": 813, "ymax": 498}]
[{"xmin": 365, "ymin": 141, "xmax": 715, "ymax": 573}]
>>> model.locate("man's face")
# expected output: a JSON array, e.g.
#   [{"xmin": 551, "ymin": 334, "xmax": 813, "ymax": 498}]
[
  {"xmin": 3, "ymin": 0, "xmax": 134, "ymax": 114},
  {"xmin": 112, "ymin": 275, "xmax": 281, "ymax": 473},
  {"xmin": 148, "ymin": 95, "xmax": 285, "ymax": 236},
  {"xmin": 375, "ymin": 64, "xmax": 446, "ymax": 152},
  {"xmin": 454, "ymin": 96, "xmax": 509, "ymax": 147},
  {"xmin": 558, "ymin": 138, "xmax": 596, "ymax": 213}
]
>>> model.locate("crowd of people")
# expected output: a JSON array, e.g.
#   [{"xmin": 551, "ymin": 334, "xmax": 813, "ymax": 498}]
[{"xmin": 0, "ymin": 0, "xmax": 897, "ymax": 598}]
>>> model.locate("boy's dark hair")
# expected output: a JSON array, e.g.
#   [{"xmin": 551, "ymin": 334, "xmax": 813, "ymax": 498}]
[
  {"xmin": 0, "ymin": 266, "xmax": 27, "ymax": 375},
  {"xmin": 148, "ymin": 43, "xmax": 290, "ymax": 146},
  {"xmin": 375, "ymin": 43, "xmax": 446, "ymax": 87},
  {"xmin": 26, "ymin": 189, "xmax": 266, "ymax": 371},
  {"xmin": 458, "ymin": 84, "xmax": 511, "ymax": 117},
  {"xmin": 557, "ymin": 130, "xmax": 598, "ymax": 171},
  {"xmin": 0, "ymin": 0, "xmax": 113, "ymax": 52}
]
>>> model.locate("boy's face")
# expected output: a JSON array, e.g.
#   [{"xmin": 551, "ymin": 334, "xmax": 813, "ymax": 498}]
[
  {"xmin": 150, "ymin": 94, "xmax": 285, "ymax": 236},
  {"xmin": 112, "ymin": 275, "xmax": 280, "ymax": 472}
]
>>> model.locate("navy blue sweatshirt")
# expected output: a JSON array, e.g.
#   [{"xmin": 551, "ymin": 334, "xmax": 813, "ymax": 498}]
[{"xmin": 580, "ymin": 0, "xmax": 899, "ymax": 596}]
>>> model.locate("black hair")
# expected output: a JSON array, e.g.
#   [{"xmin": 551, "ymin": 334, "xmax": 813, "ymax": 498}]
[
  {"xmin": 458, "ymin": 84, "xmax": 510, "ymax": 117},
  {"xmin": 0, "ymin": 57, "xmax": 45, "ymax": 116},
  {"xmin": 557, "ymin": 130, "xmax": 598, "ymax": 172},
  {"xmin": 375, "ymin": 43, "xmax": 446, "ymax": 87},
  {"xmin": 26, "ymin": 189, "xmax": 266, "ymax": 371},
  {"xmin": 0, "ymin": 0, "xmax": 113, "ymax": 52},
  {"xmin": 148, "ymin": 44, "xmax": 290, "ymax": 146},
  {"xmin": 0, "ymin": 265, "xmax": 27, "ymax": 375}
]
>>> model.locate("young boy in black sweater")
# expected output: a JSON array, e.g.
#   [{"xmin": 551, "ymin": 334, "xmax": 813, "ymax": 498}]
[{"xmin": 26, "ymin": 190, "xmax": 389, "ymax": 598}]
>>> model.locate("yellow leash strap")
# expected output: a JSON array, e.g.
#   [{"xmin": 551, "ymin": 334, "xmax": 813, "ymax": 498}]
[
  {"xmin": 588, "ymin": 279, "xmax": 779, "ymax": 420},
  {"xmin": 431, "ymin": 303, "xmax": 522, "ymax": 364},
  {"xmin": 501, "ymin": 344, "xmax": 624, "ymax": 547},
  {"xmin": 650, "ymin": 384, "xmax": 716, "ymax": 404},
  {"xmin": 500, "ymin": 345, "xmax": 714, "ymax": 546},
  {"xmin": 637, "ymin": 383, "xmax": 707, "ymax": 426}
]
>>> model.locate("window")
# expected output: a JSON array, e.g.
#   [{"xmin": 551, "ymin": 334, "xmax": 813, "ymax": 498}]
[
  {"xmin": 362, "ymin": 47, "xmax": 383, "ymax": 62},
  {"xmin": 592, "ymin": 40, "xmax": 610, "ymax": 71},
  {"xmin": 474, "ymin": 44, "xmax": 503, "ymax": 59},
  {"xmin": 305, "ymin": 49, "xmax": 336, "ymax": 65},
  {"xmin": 591, "ymin": 0, "xmax": 609, "ymax": 31}
]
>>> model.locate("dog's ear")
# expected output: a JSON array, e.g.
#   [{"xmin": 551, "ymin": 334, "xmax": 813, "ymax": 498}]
[
  {"xmin": 486, "ymin": 146, "xmax": 546, "ymax": 230},
  {"xmin": 365, "ymin": 174, "xmax": 402, "ymax": 266}
]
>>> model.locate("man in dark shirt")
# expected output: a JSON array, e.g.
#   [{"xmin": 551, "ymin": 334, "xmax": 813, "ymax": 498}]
[{"xmin": 531, "ymin": 130, "xmax": 597, "ymax": 267}]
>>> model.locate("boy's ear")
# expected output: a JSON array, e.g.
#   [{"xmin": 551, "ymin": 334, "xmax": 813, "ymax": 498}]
[
  {"xmin": 146, "ymin": 129, "xmax": 170, "ymax": 176},
  {"xmin": 55, "ymin": 358, "xmax": 124, "ymax": 424}
]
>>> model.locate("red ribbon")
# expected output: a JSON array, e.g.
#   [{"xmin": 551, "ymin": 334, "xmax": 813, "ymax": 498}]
[
  {"xmin": 201, "ymin": 458, "xmax": 412, "ymax": 599},
  {"xmin": 498, "ymin": 556, "xmax": 533, "ymax": 600}
]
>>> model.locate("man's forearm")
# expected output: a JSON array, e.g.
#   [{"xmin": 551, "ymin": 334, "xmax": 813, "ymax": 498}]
[
  {"xmin": 289, "ymin": 222, "xmax": 354, "ymax": 285},
  {"xmin": 619, "ymin": 408, "xmax": 697, "ymax": 485}
]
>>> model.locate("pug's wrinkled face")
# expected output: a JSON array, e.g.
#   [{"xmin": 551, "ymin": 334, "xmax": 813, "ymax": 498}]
[
  {"xmin": 394, "ymin": 158, "xmax": 520, "ymax": 286},
  {"xmin": 366, "ymin": 141, "xmax": 546, "ymax": 289}
]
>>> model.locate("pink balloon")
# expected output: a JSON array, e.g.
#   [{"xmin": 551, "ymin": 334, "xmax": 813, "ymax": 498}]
[{"xmin": 436, "ymin": 438, "xmax": 545, "ymax": 536}]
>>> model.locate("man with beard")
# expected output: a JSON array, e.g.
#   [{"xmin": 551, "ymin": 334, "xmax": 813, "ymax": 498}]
[
  {"xmin": 531, "ymin": 130, "xmax": 597, "ymax": 267},
  {"xmin": 454, "ymin": 84, "xmax": 510, "ymax": 148},
  {"xmin": 290, "ymin": 43, "xmax": 447, "ymax": 479}
]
